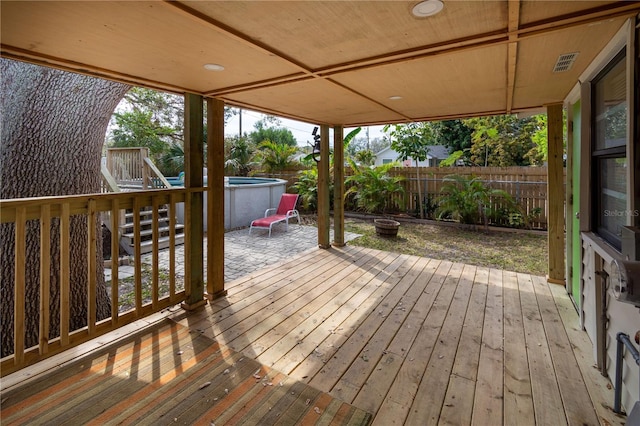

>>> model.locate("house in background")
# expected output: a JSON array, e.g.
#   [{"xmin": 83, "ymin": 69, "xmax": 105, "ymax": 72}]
[{"xmin": 374, "ymin": 145, "xmax": 450, "ymax": 167}]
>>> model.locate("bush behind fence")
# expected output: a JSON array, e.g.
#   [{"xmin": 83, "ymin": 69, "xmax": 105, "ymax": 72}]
[{"xmin": 255, "ymin": 166, "xmax": 560, "ymax": 230}]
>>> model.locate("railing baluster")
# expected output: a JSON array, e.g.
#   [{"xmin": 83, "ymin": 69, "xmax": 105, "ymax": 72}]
[
  {"xmin": 14, "ymin": 207, "xmax": 26, "ymax": 366},
  {"xmin": 110, "ymin": 198, "xmax": 120, "ymax": 325},
  {"xmin": 39, "ymin": 204, "xmax": 51, "ymax": 355},
  {"xmin": 60, "ymin": 203, "xmax": 70, "ymax": 346},
  {"xmin": 1, "ymin": 189, "xmax": 189, "ymax": 375},
  {"xmin": 152, "ymin": 195, "xmax": 159, "ymax": 309},
  {"xmin": 169, "ymin": 193, "xmax": 177, "ymax": 301},
  {"xmin": 87, "ymin": 199, "xmax": 97, "ymax": 334},
  {"xmin": 133, "ymin": 197, "xmax": 142, "ymax": 315}
]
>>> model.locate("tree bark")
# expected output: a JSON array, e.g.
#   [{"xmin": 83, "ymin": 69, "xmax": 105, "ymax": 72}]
[{"xmin": 0, "ymin": 59, "xmax": 131, "ymax": 357}]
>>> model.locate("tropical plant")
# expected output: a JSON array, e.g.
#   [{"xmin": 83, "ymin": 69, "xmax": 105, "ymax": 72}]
[
  {"xmin": 224, "ymin": 135, "xmax": 256, "ymax": 176},
  {"xmin": 437, "ymin": 174, "xmax": 517, "ymax": 230},
  {"xmin": 384, "ymin": 122, "xmax": 433, "ymax": 219},
  {"xmin": 345, "ymin": 159, "xmax": 405, "ymax": 214},
  {"xmin": 159, "ymin": 142, "xmax": 185, "ymax": 176},
  {"xmin": 354, "ymin": 149, "xmax": 375, "ymax": 166},
  {"xmin": 292, "ymin": 168, "xmax": 321, "ymax": 212},
  {"xmin": 256, "ymin": 140, "xmax": 298, "ymax": 172}
]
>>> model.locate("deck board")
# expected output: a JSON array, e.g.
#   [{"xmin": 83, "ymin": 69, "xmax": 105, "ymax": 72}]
[
  {"xmin": 470, "ymin": 268, "xmax": 504, "ymax": 426},
  {"xmin": 518, "ymin": 273, "xmax": 567, "ymax": 425},
  {"xmin": 1, "ymin": 245, "xmax": 619, "ymax": 425}
]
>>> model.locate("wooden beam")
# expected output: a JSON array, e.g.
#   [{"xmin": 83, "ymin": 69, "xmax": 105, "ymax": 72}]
[
  {"xmin": 182, "ymin": 93, "xmax": 206, "ymax": 310},
  {"xmin": 630, "ymin": 20, "xmax": 639, "ymax": 228},
  {"xmin": 333, "ymin": 126, "xmax": 345, "ymax": 247},
  {"xmin": 317, "ymin": 124, "xmax": 331, "ymax": 249},
  {"xmin": 579, "ymin": 83, "xmax": 592, "ymax": 232},
  {"xmin": 506, "ymin": 0, "xmax": 520, "ymax": 113},
  {"xmin": 565, "ymin": 105, "xmax": 574, "ymax": 294},
  {"xmin": 547, "ymin": 103, "xmax": 565, "ymax": 284},
  {"xmin": 206, "ymin": 98, "xmax": 227, "ymax": 300}
]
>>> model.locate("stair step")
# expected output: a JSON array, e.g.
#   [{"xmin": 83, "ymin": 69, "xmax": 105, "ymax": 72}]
[
  {"xmin": 124, "ymin": 208, "xmax": 169, "ymax": 218},
  {"xmin": 130, "ymin": 234, "xmax": 185, "ymax": 251},
  {"xmin": 120, "ymin": 218, "xmax": 174, "ymax": 229},
  {"xmin": 122, "ymin": 225, "xmax": 185, "ymax": 239}
]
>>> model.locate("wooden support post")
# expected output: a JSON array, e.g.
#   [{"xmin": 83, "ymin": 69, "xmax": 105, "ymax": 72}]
[
  {"xmin": 317, "ymin": 124, "xmax": 331, "ymax": 249},
  {"xmin": 547, "ymin": 103, "xmax": 565, "ymax": 284},
  {"xmin": 333, "ymin": 125, "xmax": 345, "ymax": 247},
  {"xmin": 182, "ymin": 93, "xmax": 206, "ymax": 310},
  {"xmin": 206, "ymin": 98, "xmax": 226, "ymax": 300}
]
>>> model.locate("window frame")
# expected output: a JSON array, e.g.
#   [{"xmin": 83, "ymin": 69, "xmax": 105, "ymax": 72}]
[{"xmin": 591, "ymin": 49, "xmax": 628, "ymax": 251}]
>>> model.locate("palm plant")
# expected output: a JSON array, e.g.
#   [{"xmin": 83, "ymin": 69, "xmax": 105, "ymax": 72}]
[
  {"xmin": 225, "ymin": 136, "xmax": 256, "ymax": 176},
  {"xmin": 292, "ymin": 168, "xmax": 320, "ymax": 212},
  {"xmin": 159, "ymin": 142, "xmax": 184, "ymax": 176},
  {"xmin": 437, "ymin": 174, "xmax": 516, "ymax": 229},
  {"xmin": 257, "ymin": 140, "xmax": 298, "ymax": 172},
  {"xmin": 345, "ymin": 159, "xmax": 404, "ymax": 214}
]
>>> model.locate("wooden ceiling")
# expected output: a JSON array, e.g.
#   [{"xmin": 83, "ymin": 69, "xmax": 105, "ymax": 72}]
[{"xmin": 2, "ymin": 1, "xmax": 639, "ymax": 127}]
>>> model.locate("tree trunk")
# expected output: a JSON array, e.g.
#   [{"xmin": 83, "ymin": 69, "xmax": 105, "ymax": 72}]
[{"xmin": 0, "ymin": 59, "xmax": 131, "ymax": 357}]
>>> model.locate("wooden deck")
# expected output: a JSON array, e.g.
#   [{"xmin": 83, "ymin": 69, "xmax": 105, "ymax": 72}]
[{"xmin": 1, "ymin": 246, "xmax": 623, "ymax": 425}]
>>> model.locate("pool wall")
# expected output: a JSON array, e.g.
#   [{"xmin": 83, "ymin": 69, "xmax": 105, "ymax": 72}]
[{"xmin": 175, "ymin": 177, "xmax": 287, "ymax": 231}]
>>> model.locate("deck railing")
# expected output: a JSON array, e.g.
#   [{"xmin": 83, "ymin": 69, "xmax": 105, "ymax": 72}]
[
  {"xmin": 105, "ymin": 147, "xmax": 171, "ymax": 191},
  {"xmin": 0, "ymin": 188, "xmax": 192, "ymax": 376}
]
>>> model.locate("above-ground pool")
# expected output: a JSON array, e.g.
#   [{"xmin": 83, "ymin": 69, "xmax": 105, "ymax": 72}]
[{"xmin": 174, "ymin": 176, "xmax": 287, "ymax": 231}]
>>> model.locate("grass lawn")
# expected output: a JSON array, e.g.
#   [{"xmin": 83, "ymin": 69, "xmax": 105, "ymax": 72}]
[{"xmin": 344, "ymin": 218, "xmax": 548, "ymax": 276}]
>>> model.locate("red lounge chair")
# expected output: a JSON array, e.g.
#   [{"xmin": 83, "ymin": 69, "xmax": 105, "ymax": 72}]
[{"xmin": 249, "ymin": 193, "xmax": 300, "ymax": 237}]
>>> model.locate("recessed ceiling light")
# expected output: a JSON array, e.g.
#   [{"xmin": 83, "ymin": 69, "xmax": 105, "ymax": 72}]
[
  {"xmin": 389, "ymin": 96, "xmax": 403, "ymax": 100},
  {"xmin": 204, "ymin": 63, "xmax": 224, "ymax": 71},
  {"xmin": 412, "ymin": 0, "xmax": 444, "ymax": 17}
]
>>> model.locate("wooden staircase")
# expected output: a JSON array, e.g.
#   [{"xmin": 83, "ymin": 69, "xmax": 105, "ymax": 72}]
[
  {"xmin": 101, "ymin": 147, "xmax": 185, "ymax": 256},
  {"xmin": 118, "ymin": 206, "xmax": 185, "ymax": 255}
]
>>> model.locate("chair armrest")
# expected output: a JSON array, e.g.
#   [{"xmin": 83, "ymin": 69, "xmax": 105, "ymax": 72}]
[
  {"xmin": 264, "ymin": 208, "xmax": 276, "ymax": 217},
  {"xmin": 286, "ymin": 209, "xmax": 299, "ymax": 219}
]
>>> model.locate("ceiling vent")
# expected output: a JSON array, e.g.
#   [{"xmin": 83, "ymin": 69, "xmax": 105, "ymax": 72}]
[{"xmin": 553, "ymin": 52, "xmax": 579, "ymax": 73}]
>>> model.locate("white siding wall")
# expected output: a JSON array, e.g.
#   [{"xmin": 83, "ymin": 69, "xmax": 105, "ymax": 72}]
[{"xmin": 582, "ymin": 233, "xmax": 640, "ymax": 413}]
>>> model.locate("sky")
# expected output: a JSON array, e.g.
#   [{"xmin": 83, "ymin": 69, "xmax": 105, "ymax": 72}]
[{"xmin": 224, "ymin": 108, "xmax": 386, "ymax": 147}]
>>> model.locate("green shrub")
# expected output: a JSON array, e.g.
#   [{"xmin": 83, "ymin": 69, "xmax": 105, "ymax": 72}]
[
  {"xmin": 437, "ymin": 174, "xmax": 517, "ymax": 229},
  {"xmin": 345, "ymin": 160, "xmax": 404, "ymax": 214}
]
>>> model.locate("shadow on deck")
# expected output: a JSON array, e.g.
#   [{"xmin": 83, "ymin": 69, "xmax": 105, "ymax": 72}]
[{"xmin": 1, "ymin": 246, "xmax": 624, "ymax": 425}]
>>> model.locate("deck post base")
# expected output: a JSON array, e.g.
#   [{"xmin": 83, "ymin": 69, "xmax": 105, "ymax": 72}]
[
  {"xmin": 206, "ymin": 290, "xmax": 228, "ymax": 301},
  {"xmin": 547, "ymin": 276, "xmax": 565, "ymax": 285},
  {"xmin": 181, "ymin": 299, "xmax": 207, "ymax": 311}
]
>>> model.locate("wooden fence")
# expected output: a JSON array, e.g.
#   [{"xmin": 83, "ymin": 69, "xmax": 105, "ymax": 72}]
[
  {"xmin": 257, "ymin": 166, "xmax": 560, "ymax": 230},
  {"xmin": 388, "ymin": 166, "xmax": 556, "ymax": 229}
]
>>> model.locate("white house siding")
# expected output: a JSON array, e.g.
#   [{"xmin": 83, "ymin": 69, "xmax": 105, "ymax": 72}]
[
  {"xmin": 373, "ymin": 146, "xmax": 449, "ymax": 167},
  {"xmin": 581, "ymin": 233, "xmax": 640, "ymax": 413},
  {"xmin": 573, "ymin": 20, "xmax": 639, "ymax": 415},
  {"xmin": 581, "ymin": 238, "xmax": 598, "ymax": 363}
]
